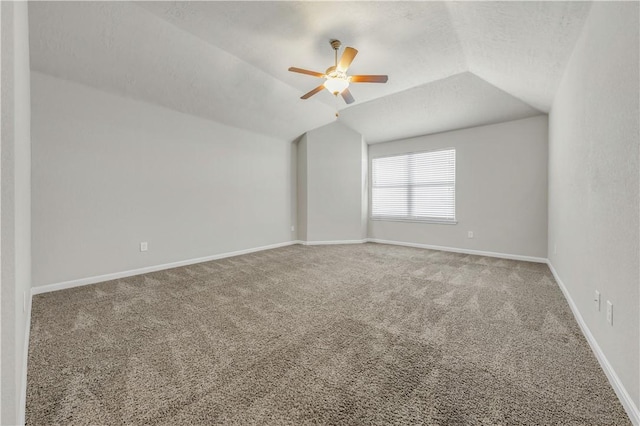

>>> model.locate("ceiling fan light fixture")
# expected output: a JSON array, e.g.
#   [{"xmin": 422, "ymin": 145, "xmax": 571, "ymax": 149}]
[
  {"xmin": 288, "ymin": 39, "xmax": 387, "ymax": 103},
  {"xmin": 324, "ymin": 77, "xmax": 349, "ymax": 95}
]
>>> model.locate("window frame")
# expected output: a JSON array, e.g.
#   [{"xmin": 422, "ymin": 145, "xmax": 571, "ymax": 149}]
[{"xmin": 370, "ymin": 147, "xmax": 457, "ymax": 225}]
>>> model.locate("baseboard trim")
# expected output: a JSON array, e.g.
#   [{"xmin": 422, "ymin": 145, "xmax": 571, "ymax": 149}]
[
  {"xmin": 32, "ymin": 240, "xmax": 298, "ymax": 295},
  {"xmin": 367, "ymin": 238, "xmax": 547, "ymax": 263},
  {"xmin": 23, "ymin": 239, "xmax": 637, "ymax": 425},
  {"xmin": 299, "ymin": 239, "xmax": 368, "ymax": 246},
  {"xmin": 19, "ymin": 290, "xmax": 32, "ymax": 426},
  {"xmin": 547, "ymin": 261, "xmax": 639, "ymax": 425}
]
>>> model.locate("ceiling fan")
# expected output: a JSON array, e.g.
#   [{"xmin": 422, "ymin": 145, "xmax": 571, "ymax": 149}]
[{"xmin": 288, "ymin": 39, "xmax": 388, "ymax": 105}]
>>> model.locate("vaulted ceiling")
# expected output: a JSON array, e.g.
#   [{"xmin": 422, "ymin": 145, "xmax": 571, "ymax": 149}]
[{"xmin": 29, "ymin": 1, "xmax": 591, "ymax": 144}]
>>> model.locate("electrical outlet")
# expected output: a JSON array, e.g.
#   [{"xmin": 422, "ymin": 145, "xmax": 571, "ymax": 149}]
[
  {"xmin": 606, "ymin": 301, "xmax": 613, "ymax": 325},
  {"xmin": 467, "ymin": 231, "xmax": 474, "ymax": 239},
  {"xmin": 594, "ymin": 290, "xmax": 600, "ymax": 311},
  {"xmin": 291, "ymin": 226, "xmax": 295, "ymax": 232},
  {"xmin": 140, "ymin": 242, "xmax": 148, "ymax": 252}
]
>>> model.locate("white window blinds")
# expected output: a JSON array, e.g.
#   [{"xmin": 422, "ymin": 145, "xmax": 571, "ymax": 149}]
[{"xmin": 372, "ymin": 148, "xmax": 456, "ymax": 222}]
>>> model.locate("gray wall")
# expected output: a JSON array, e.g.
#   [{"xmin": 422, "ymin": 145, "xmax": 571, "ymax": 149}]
[
  {"xmin": 296, "ymin": 134, "xmax": 308, "ymax": 241},
  {"xmin": 368, "ymin": 116, "xmax": 548, "ymax": 259},
  {"xmin": 1, "ymin": 2, "xmax": 32, "ymax": 424},
  {"xmin": 289, "ymin": 139, "xmax": 298, "ymax": 241},
  {"xmin": 548, "ymin": 1, "xmax": 639, "ymax": 411},
  {"xmin": 300, "ymin": 122, "xmax": 366, "ymax": 242},
  {"xmin": 31, "ymin": 72, "xmax": 295, "ymax": 287},
  {"xmin": 360, "ymin": 139, "xmax": 368, "ymax": 239}
]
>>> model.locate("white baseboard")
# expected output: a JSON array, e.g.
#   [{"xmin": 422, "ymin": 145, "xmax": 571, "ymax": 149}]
[
  {"xmin": 23, "ymin": 239, "xmax": 637, "ymax": 425},
  {"xmin": 299, "ymin": 239, "xmax": 367, "ymax": 246},
  {"xmin": 367, "ymin": 238, "xmax": 547, "ymax": 263},
  {"xmin": 18, "ymin": 289, "xmax": 32, "ymax": 426},
  {"xmin": 29, "ymin": 238, "xmax": 545, "ymax": 295},
  {"xmin": 547, "ymin": 261, "xmax": 639, "ymax": 425},
  {"xmin": 32, "ymin": 241, "xmax": 298, "ymax": 295}
]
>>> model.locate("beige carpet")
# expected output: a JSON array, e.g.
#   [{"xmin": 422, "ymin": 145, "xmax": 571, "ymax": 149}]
[{"xmin": 26, "ymin": 243, "xmax": 629, "ymax": 425}]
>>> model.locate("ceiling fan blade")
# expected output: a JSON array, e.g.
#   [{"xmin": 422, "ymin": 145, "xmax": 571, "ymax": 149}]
[
  {"xmin": 288, "ymin": 67, "xmax": 325, "ymax": 78},
  {"xmin": 337, "ymin": 47, "xmax": 358, "ymax": 72},
  {"xmin": 341, "ymin": 88, "xmax": 355, "ymax": 104},
  {"xmin": 350, "ymin": 75, "xmax": 388, "ymax": 83},
  {"xmin": 301, "ymin": 85, "xmax": 325, "ymax": 99}
]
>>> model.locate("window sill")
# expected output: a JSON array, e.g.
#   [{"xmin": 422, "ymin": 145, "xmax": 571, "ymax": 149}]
[{"xmin": 370, "ymin": 217, "xmax": 458, "ymax": 225}]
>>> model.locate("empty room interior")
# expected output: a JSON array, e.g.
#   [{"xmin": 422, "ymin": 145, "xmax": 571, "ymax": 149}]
[{"xmin": 1, "ymin": 1, "xmax": 639, "ymax": 424}]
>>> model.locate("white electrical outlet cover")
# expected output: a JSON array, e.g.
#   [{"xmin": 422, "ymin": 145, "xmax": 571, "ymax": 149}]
[{"xmin": 468, "ymin": 231, "xmax": 474, "ymax": 238}]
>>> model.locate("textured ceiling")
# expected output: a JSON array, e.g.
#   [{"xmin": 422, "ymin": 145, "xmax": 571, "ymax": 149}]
[
  {"xmin": 29, "ymin": 1, "xmax": 591, "ymax": 143},
  {"xmin": 339, "ymin": 72, "xmax": 542, "ymax": 144},
  {"xmin": 136, "ymin": 1, "xmax": 467, "ymax": 108},
  {"xmin": 448, "ymin": 1, "xmax": 592, "ymax": 112}
]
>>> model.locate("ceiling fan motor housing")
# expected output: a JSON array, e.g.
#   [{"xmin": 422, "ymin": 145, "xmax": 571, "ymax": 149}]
[{"xmin": 288, "ymin": 38, "xmax": 388, "ymax": 104}]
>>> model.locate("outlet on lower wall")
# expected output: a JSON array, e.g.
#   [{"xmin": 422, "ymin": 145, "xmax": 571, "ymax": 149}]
[
  {"xmin": 606, "ymin": 301, "xmax": 613, "ymax": 325},
  {"xmin": 291, "ymin": 226, "xmax": 295, "ymax": 232},
  {"xmin": 140, "ymin": 242, "xmax": 148, "ymax": 252},
  {"xmin": 467, "ymin": 231, "xmax": 474, "ymax": 239}
]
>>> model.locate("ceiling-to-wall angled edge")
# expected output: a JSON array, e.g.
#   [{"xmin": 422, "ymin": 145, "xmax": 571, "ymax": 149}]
[
  {"xmin": 339, "ymin": 72, "xmax": 543, "ymax": 144},
  {"xmin": 28, "ymin": 1, "xmax": 337, "ymax": 142},
  {"xmin": 29, "ymin": 1, "xmax": 592, "ymax": 143}
]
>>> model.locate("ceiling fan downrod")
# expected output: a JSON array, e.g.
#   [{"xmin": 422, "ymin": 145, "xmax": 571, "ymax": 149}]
[{"xmin": 330, "ymin": 39, "xmax": 341, "ymax": 68}]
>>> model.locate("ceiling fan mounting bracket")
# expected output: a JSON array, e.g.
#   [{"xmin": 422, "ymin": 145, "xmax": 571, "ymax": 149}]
[{"xmin": 330, "ymin": 39, "xmax": 341, "ymax": 51}]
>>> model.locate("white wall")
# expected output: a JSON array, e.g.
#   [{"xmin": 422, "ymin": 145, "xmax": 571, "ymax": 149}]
[
  {"xmin": 548, "ymin": 1, "xmax": 639, "ymax": 417},
  {"xmin": 31, "ymin": 72, "xmax": 295, "ymax": 287},
  {"xmin": 300, "ymin": 122, "xmax": 367, "ymax": 242},
  {"xmin": 368, "ymin": 116, "xmax": 548, "ymax": 259},
  {"xmin": 1, "ymin": 2, "xmax": 32, "ymax": 424}
]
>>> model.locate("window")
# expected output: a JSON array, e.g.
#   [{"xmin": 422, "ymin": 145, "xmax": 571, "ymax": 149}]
[{"xmin": 371, "ymin": 148, "xmax": 456, "ymax": 223}]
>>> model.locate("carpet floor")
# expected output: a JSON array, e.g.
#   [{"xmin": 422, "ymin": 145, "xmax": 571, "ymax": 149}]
[{"xmin": 26, "ymin": 243, "xmax": 629, "ymax": 425}]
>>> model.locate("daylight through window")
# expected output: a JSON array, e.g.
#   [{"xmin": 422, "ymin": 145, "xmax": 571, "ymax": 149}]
[{"xmin": 371, "ymin": 148, "xmax": 456, "ymax": 222}]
